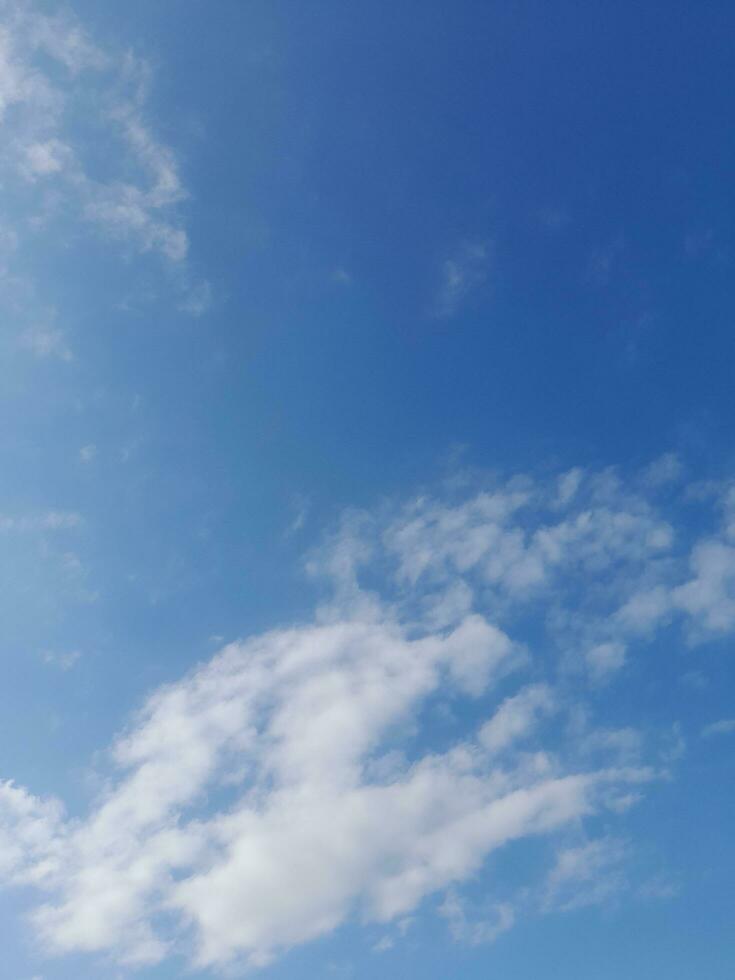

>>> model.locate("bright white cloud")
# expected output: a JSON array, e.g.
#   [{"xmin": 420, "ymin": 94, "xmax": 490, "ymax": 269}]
[
  {"xmin": 3, "ymin": 461, "xmax": 735, "ymax": 971},
  {"xmin": 0, "ymin": 781, "xmax": 65, "ymax": 884}
]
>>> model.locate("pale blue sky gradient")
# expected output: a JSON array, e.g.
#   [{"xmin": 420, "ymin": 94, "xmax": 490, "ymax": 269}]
[{"xmin": 0, "ymin": 3, "xmax": 734, "ymax": 978}]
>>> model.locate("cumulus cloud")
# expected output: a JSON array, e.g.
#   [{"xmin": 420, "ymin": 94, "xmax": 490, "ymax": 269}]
[
  {"xmin": 673, "ymin": 540, "xmax": 735, "ymax": 637},
  {"xmin": 25, "ymin": 614, "xmax": 607, "ymax": 969},
  {"xmin": 3, "ymin": 460, "xmax": 735, "ymax": 971},
  {"xmin": 0, "ymin": 781, "xmax": 65, "ymax": 885}
]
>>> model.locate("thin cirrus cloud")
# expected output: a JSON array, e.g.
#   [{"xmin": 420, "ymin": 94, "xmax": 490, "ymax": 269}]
[
  {"xmin": 19, "ymin": 321, "xmax": 74, "ymax": 361},
  {"xmin": 0, "ymin": 0, "xmax": 210, "ymax": 353},
  {"xmin": 1, "ymin": 458, "xmax": 733, "ymax": 972},
  {"xmin": 701, "ymin": 718, "xmax": 735, "ymax": 738},
  {"xmin": 0, "ymin": 1, "xmax": 185, "ymax": 260},
  {"xmin": 541, "ymin": 837, "xmax": 629, "ymax": 912},
  {"xmin": 0, "ymin": 510, "xmax": 82, "ymax": 533},
  {"xmin": 434, "ymin": 241, "xmax": 492, "ymax": 318}
]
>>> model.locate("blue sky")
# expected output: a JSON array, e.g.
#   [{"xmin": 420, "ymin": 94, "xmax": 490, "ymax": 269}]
[{"xmin": 1, "ymin": 1, "xmax": 734, "ymax": 977}]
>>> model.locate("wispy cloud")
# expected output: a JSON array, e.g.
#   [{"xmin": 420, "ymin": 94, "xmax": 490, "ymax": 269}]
[
  {"xmin": 19, "ymin": 322, "xmax": 73, "ymax": 361},
  {"xmin": 587, "ymin": 235, "xmax": 624, "ymax": 287},
  {"xmin": 0, "ymin": 511, "xmax": 82, "ymax": 532},
  {"xmin": 434, "ymin": 240, "xmax": 491, "ymax": 318},
  {"xmin": 41, "ymin": 650, "xmax": 82, "ymax": 672},
  {"xmin": 439, "ymin": 891, "xmax": 515, "ymax": 946},
  {"xmin": 701, "ymin": 718, "xmax": 735, "ymax": 738},
  {"xmin": 542, "ymin": 837, "xmax": 628, "ymax": 912},
  {"xmin": 0, "ymin": 4, "xmax": 186, "ymax": 261},
  {"xmin": 585, "ymin": 641, "xmax": 627, "ymax": 683},
  {"xmin": 0, "ymin": 0, "xmax": 209, "ymax": 321},
  {"xmin": 643, "ymin": 452, "xmax": 684, "ymax": 488}
]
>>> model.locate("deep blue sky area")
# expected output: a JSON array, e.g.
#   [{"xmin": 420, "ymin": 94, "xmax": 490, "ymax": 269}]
[{"xmin": 1, "ymin": 3, "xmax": 734, "ymax": 978}]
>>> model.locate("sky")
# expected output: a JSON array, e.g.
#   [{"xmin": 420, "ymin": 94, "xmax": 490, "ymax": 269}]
[{"xmin": 0, "ymin": 1, "xmax": 734, "ymax": 977}]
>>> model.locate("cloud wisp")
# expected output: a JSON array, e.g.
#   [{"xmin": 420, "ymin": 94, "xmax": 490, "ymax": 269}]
[
  {"xmin": 0, "ymin": 0, "xmax": 209, "ymax": 340},
  {"xmin": 434, "ymin": 241, "xmax": 491, "ymax": 318}
]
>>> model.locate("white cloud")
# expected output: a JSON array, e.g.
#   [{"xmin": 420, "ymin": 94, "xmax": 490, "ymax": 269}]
[
  {"xmin": 581, "ymin": 727, "xmax": 644, "ymax": 767},
  {"xmin": 3, "ymin": 460, "xmax": 735, "ymax": 971},
  {"xmin": 585, "ymin": 641, "xmax": 627, "ymax": 683},
  {"xmin": 643, "ymin": 452, "xmax": 683, "ymax": 488},
  {"xmin": 41, "ymin": 650, "xmax": 82, "ymax": 672},
  {"xmin": 0, "ymin": 510, "xmax": 82, "ymax": 532},
  {"xmin": 680, "ymin": 669, "xmax": 709, "ymax": 691},
  {"xmin": 434, "ymin": 241, "xmax": 491, "ymax": 318},
  {"xmin": 673, "ymin": 540, "xmax": 735, "ymax": 638},
  {"xmin": 0, "ymin": 582, "xmax": 649, "ymax": 970},
  {"xmin": 20, "ymin": 323, "xmax": 73, "ymax": 361},
  {"xmin": 0, "ymin": 0, "xmax": 207, "ymax": 323},
  {"xmin": 542, "ymin": 837, "xmax": 628, "ymax": 912},
  {"xmin": 479, "ymin": 684, "xmax": 556, "ymax": 754},
  {"xmin": 638, "ymin": 874, "xmax": 680, "ymax": 901},
  {"xmin": 701, "ymin": 718, "xmax": 735, "ymax": 738},
  {"xmin": 439, "ymin": 890, "xmax": 515, "ymax": 945},
  {"xmin": 0, "ymin": 4, "xmax": 187, "ymax": 260},
  {"xmin": 18, "ymin": 138, "xmax": 72, "ymax": 179},
  {"xmin": 332, "ymin": 267, "xmax": 353, "ymax": 285},
  {"xmin": 615, "ymin": 585, "xmax": 672, "ymax": 635},
  {"xmin": 0, "ymin": 781, "xmax": 65, "ymax": 884},
  {"xmin": 556, "ymin": 467, "xmax": 584, "ymax": 507},
  {"xmin": 177, "ymin": 278, "xmax": 213, "ymax": 317}
]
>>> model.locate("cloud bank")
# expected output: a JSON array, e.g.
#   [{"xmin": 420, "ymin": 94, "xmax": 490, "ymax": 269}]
[{"xmin": 2, "ymin": 456, "xmax": 733, "ymax": 972}]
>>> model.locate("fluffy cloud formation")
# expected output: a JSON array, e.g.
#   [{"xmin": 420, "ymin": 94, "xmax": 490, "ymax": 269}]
[
  {"xmin": 4, "ymin": 460, "xmax": 733, "ymax": 971},
  {"xmin": 0, "ymin": 460, "xmax": 716, "ymax": 971},
  {"xmin": 0, "ymin": 781, "xmax": 65, "ymax": 884},
  {"xmin": 6, "ymin": 612, "xmax": 639, "ymax": 970}
]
